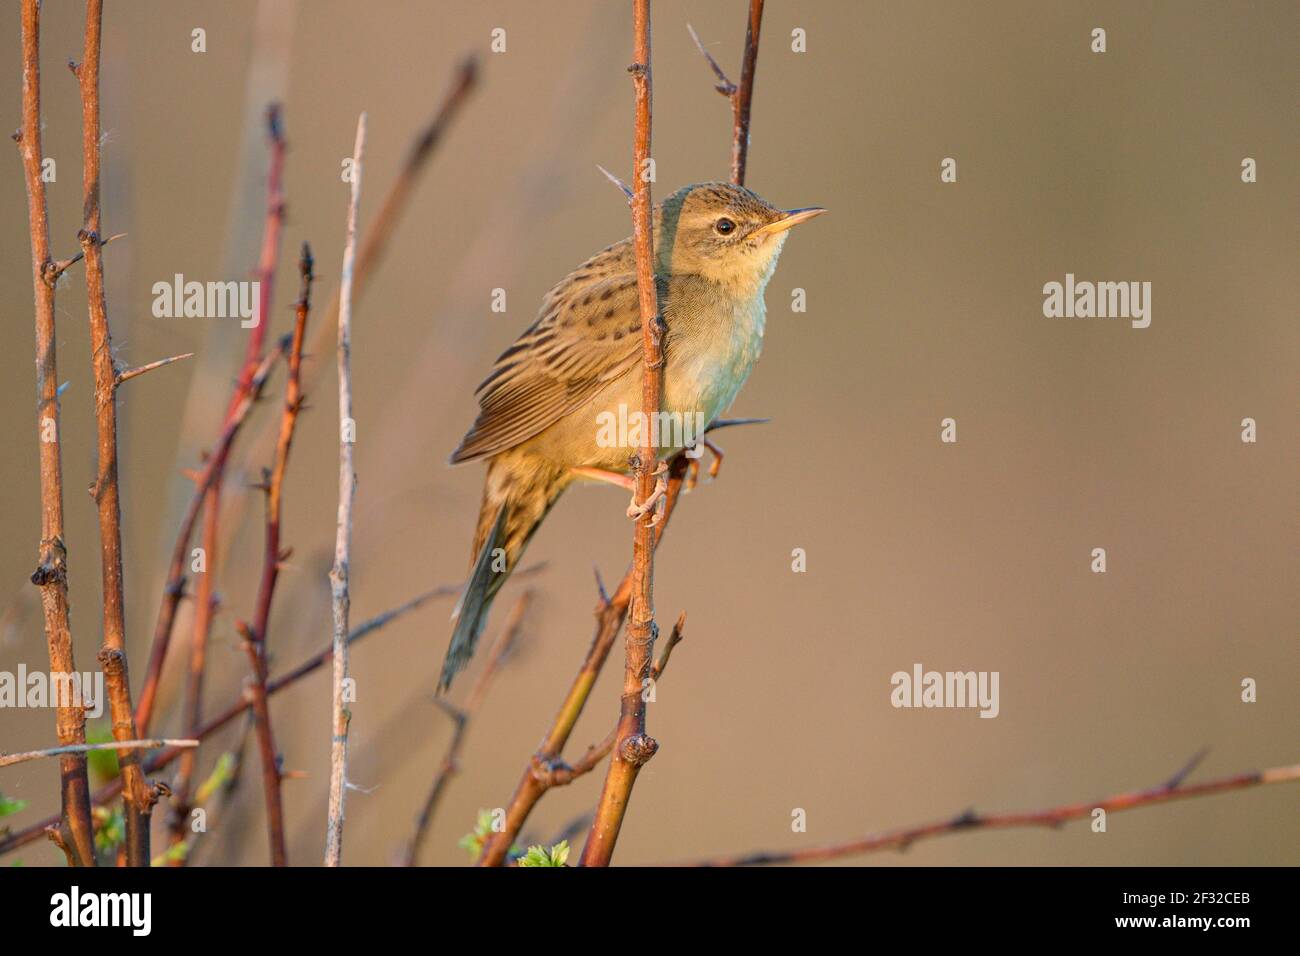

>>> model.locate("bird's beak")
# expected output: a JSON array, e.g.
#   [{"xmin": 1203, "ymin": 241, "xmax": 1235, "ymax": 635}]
[{"xmin": 752, "ymin": 206, "xmax": 827, "ymax": 238}]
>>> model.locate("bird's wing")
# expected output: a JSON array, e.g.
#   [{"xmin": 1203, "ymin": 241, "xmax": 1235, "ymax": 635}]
[{"xmin": 451, "ymin": 253, "xmax": 649, "ymax": 463}]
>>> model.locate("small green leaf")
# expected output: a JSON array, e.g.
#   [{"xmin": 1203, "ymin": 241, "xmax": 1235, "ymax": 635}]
[
  {"xmin": 0, "ymin": 793, "xmax": 29, "ymax": 818},
  {"xmin": 518, "ymin": 840, "xmax": 569, "ymax": 867},
  {"xmin": 457, "ymin": 808, "xmax": 496, "ymax": 861}
]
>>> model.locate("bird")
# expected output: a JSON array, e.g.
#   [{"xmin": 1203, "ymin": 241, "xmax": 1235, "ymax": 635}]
[{"xmin": 440, "ymin": 181, "xmax": 824, "ymax": 690}]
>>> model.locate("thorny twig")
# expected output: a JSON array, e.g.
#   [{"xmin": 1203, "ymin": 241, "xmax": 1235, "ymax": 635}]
[
  {"xmin": 15, "ymin": 0, "xmax": 97, "ymax": 868},
  {"xmin": 237, "ymin": 243, "xmax": 315, "ymax": 866},
  {"xmin": 677, "ymin": 758, "xmax": 1300, "ymax": 866},
  {"xmin": 1, "ymin": 740, "xmax": 197, "ymax": 770},
  {"xmin": 325, "ymin": 113, "xmax": 367, "ymax": 867},
  {"xmin": 1, "ymin": 572, "xmax": 514, "ymax": 858},
  {"xmin": 579, "ymin": 0, "xmax": 665, "ymax": 868},
  {"xmin": 77, "ymin": 0, "xmax": 157, "ymax": 866}
]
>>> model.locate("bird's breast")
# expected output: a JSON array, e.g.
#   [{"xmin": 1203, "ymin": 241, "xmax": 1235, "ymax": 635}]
[{"xmin": 664, "ymin": 290, "xmax": 766, "ymax": 427}]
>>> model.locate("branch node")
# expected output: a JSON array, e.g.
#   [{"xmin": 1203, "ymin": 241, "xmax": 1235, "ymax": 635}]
[
  {"xmin": 619, "ymin": 733, "xmax": 659, "ymax": 766},
  {"xmin": 30, "ymin": 537, "xmax": 68, "ymax": 586},
  {"xmin": 45, "ymin": 825, "xmax": 72, "ymax": 864}
]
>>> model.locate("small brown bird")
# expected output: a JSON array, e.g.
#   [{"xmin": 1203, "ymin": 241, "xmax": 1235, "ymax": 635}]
[{"xmin": 441, "ymin": 182, "xmax": 824, "ymax": 689}]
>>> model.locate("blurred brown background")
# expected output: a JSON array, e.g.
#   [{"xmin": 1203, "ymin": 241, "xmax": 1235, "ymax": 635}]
[{"xmin": 1, "ymin": 1, "xmax": 1295, "ymax": 866}]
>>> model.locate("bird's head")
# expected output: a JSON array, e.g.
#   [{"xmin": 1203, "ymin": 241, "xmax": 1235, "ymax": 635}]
[{"xmin": 654, "ymin": 181, "xmax": 825, "ymax": 291}]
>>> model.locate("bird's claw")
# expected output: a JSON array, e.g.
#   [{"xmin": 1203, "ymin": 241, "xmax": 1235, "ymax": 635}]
[{"xmin": 626, "ymin": 462, "xmax": 668, "ymax": 524}]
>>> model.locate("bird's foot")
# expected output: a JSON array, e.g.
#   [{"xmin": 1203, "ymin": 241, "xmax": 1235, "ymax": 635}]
[
  {"xmin": 626, "ymin": 461, "xmax": 668, "ymax": 524},
  {"xmin": 684, "ymin": 439, "xmax": 724, "ymax": 491}
]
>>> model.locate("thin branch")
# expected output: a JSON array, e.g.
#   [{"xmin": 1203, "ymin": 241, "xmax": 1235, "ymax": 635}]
[
  {"xmin": 677, "ymin": 759, "xmax": 1300, "ymax": 866},
  {"xmin": 237, "ymin": 103, "xmax": 287, "ymax": 406},
  {"xmin": 579, "ymin": 0, "xmax": 662, "ymax": 868},
  {"xmin": 731, "ymin": 0, "xmax": 765, "ymax": 186},
  {"xmin": 401, "ymin": 593, "xmax": 532, "ymax": 866},
  {"xmin": 687, "ymin": 0, "xmax": 766, "ymax": 186},
  {"xmin": 543, "ymin": 730, "xmax": 618, "ymax": 790},
  {"xmin": 135, "ymin": 108, "xmax": 288, "ymax": 735},
  {"xmin": 1, "ymin": 571, "xmax": 506, "ymax": 858},
  {"xmin": 477, "ymin": 458, "xmax": 688, "ymax": 866},
  {"xmin": 15, "ymin": 0, "xmax": 96, "ymax": 869},
  {"xmin": 685, "ymin": 22, "xmax": 736, "ymax": 96},
  {"xmin": 78, "ymin": 0, "xmax": 156, "ymax": 867},
  {"xmin": 326, "ymin": 112, "xmax": 366, "ymax": 867},
  {"xmin": 1163, "ymin": 746, "xmax": 1210, "ymax": 790},
  {"xmin": 652, "ymin": 610, "xmax": 685, "ymax": 679},
  {"xmin": 240, "ymin": 242, "xmax": 314, "ymax": 867},
  {"xmin": 595, "ymin": 163, "xmax": 634, "ymax": 204},
  {"xmin": 114, "ymin": 351, "xmax": 193, "ymax": 386},
  {"xmin": 1, "ymin": 740, "xmax": 198, "ymax": 770}
]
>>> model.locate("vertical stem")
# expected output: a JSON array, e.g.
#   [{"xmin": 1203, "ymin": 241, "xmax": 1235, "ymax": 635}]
[
  {"xmin": 579, "ymin": 0, "xmax": 661, "ymax": 868},
  {"xmin": 731, "ymin": 0, "xmax": 764, "ymax": 186},
  {"xmin": 16, "ymin": 0, "xmax": 97, "ymax": 868},
  {"xmin": 77, "ymin": 0, "xmax": 155, "ymax": 866},
  {"xmin": 242, "ymin": 245, "xmax": 314, "ymax": 867},
  {"xmin": 326, "ymin": 113, "xmax": 367, "ymax": 867}
]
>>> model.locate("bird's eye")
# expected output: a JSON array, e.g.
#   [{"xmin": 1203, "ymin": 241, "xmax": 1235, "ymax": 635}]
[{"xmin": 714, "ymin": 217, "xmax": 736, "ymax": 235}]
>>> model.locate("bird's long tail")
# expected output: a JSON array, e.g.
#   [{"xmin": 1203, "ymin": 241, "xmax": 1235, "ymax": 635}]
[{"xmin": 439, "ymin": 456, "xmax": 565, "ymax": 692}]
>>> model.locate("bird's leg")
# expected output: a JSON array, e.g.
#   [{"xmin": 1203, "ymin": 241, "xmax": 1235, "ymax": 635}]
[
  {"xmin": 685, "ymin": 439, "xmax": 725, "ymax": 490},
  {"xmin": 572, "ymin": 462, "xmax": 667, "ymax": 523},
  {"xmin": 704, "ymin": 438, "xmax": 724, "ymax": 480},
  {"xmin": 685, "ymin": 455, "xmax": 701, "ymax": 491},
  {"xmin": 570, "ymin": 466, "xmax": 636, "ymax": 492}
]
